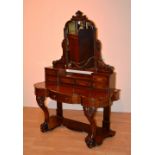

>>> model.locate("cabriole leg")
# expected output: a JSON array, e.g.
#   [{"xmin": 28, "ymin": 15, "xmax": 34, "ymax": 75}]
[
  {"xmin": 83, "ymin": 106, "xmax": 97, "ymax": 148},
  {"xmin": 36, "ymin": 96, "xmax": 49, "ymax": 132}
]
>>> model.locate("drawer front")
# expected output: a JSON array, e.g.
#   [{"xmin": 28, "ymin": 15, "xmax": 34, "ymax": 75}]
[
  {"xmin": 60, "ymin": 77, "xmax": 75, "ymax": 85},
  {"xmin": 93, "ymin": 75, "xmax": 108, "ymax": 82},
  {"xmin": 49, "ymin": 91, "xmax": 73, "ymax": 103},
  {"xmin": 76, "ymin": 79, "xmax": 92, "ymax": 87},
  {"xmin": 92, "ymin": 81, "xmax": 107, "ymax": 89},
  {"xmin": 45, "ymin": 75, "xmax": 57, "ymax": 85},
  {"xmin": 57, "ymin": 94, "xmax": 73, "ymax": 103},
  {"xmin": 93, "ymin": 76, "xmax": 108, "ymax": 88},
  {"xmin": 49, "ymin": 91, "xmax": 81, "ymax": 104}
]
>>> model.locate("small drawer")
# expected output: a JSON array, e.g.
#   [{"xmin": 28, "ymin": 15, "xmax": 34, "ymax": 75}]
[
  {"xmin": 60, "ymin": 77, "xmax": 75, "ymax": 85},
  {"xmin": 57, "ymin": 94, "xmax": 72, "ymax": 103},
  {"xmin": 76, "ymin": 80, "xmax": 91, "ymax": 87},
  {"xmin": 92, "ymin": 81, "xmax": 108, "ymax": 89},
  {"xmin": 93, "ymin": 76, "xmax": 108, "ymax": 82},
  {"xmin": 46, "ymin": 76, "xmax": 57, "ymax": 82}
]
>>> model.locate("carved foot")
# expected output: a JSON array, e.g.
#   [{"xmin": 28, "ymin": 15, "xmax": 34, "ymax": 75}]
[
  {"xmin": 85, "ymin": 135, "xmax": 97, "ymax": 148},
  {"xmin": 83, "ymin": 106, "xmax": 97, "ymax": 148},
  {"xmin": 40, "ymin": 122, "xmax": 49, "ymax": 132},
  {"xmin": 108, "ymin": 130, "xmax": 116, "ymax": 137}
]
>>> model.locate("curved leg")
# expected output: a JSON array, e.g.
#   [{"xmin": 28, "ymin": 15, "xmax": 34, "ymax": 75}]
[
  {"xmin": 83, "ymin": 106, "xmax": 97, "ymax": 148},
  {"xmin": 36, "ymin": 96, "xmax": 49, "ymax": 132}
]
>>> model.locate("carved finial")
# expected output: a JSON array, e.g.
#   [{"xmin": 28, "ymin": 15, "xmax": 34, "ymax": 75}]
[
  {"xmin": 71, "ymin": 10, "xmax": 87, "ymax": 20},
  {"xmin": 76, "ymin": 10, "xmax": 83, "ymax": 17}
]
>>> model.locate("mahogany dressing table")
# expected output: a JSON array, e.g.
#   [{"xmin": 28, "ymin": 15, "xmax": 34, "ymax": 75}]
[{"xmin": 34, "ymin": 11, "xmax": 120, "ymax": 148}]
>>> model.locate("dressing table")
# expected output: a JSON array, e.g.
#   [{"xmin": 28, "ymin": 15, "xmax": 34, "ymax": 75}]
[{"xmin": 34, "ymin": 11, "xmax": 120, "ymax": 148}]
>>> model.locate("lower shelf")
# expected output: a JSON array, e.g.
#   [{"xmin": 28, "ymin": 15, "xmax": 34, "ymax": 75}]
[{"xmin": 40, "ymin": 115, "xmax": 116, "ymax": 148}]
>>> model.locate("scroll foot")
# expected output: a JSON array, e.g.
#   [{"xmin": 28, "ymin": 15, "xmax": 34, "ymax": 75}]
[
  {"xmin": 40, "ymin": 122, "xmax": 49, "ymax": 132},
  {"xmin": 85, "ymin": 135, "xmax": 97, "ymax": 148}
]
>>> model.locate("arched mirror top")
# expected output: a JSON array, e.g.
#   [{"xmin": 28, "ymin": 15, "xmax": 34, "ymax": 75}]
[{"xmin": 64, "ymin": 11, "xmax": 96, "ymax": 36}]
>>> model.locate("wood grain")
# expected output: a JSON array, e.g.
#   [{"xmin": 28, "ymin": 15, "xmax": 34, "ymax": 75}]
[{"xmin": 24, "ymin": 107, "xmax": 130, "ymax": 155}]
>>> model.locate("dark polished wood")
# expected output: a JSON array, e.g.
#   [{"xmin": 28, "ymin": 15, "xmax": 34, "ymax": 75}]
[
  {"xmin": 36, "ymin": 96, "xmax": 49, "ymax": 132},
  {"xmin": 34, "ymin": 11, "xmax": 120, "ymax": 148}
]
